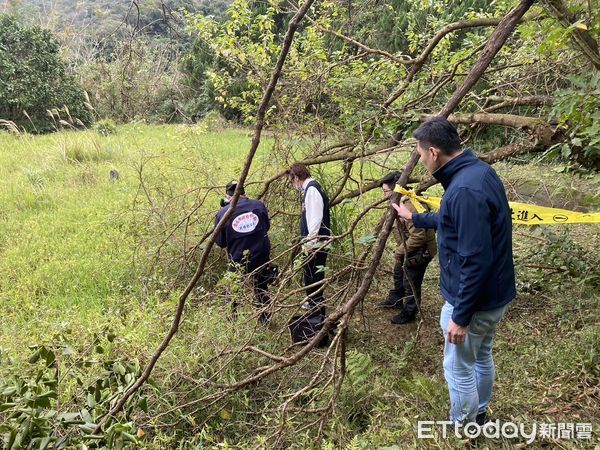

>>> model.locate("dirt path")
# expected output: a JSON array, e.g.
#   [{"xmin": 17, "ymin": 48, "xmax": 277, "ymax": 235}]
[{"xmin": 352, "ymin": 279, "xmax": 446, "ymax": 375}]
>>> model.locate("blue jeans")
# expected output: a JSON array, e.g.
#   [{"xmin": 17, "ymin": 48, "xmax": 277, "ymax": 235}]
[{"xmin": 440, "ymin": 301, "xmax": 508, "ymax": 424}]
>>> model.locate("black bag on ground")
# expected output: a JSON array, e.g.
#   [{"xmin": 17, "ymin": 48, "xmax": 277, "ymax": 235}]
[{"xmin": 288, "ymin": 313, "xmax": 332, "ymax": 348}]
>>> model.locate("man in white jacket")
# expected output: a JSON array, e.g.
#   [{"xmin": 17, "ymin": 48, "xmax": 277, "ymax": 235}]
[{"xmin": 288, "ymin": 163, "xmax": 331, "ymax": 316}]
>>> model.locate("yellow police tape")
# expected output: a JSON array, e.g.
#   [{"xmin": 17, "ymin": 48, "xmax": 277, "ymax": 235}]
[{"xmin": 393, "ymin": 185, "xmax": 600, "ymax": 225}]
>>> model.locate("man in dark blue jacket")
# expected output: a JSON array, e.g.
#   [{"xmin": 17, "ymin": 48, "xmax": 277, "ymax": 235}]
[
  {"xmin": 393, "ymin": 117, "xmax": 515, "ymax": 426},
  {"xmin": 215, "ymin": 181, "xmax": 272, "ymax": 324}
]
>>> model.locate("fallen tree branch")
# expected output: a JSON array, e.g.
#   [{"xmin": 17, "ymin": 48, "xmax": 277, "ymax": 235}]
[
  {"xmin": 447, "ymin": 112, "xmax": 558, "ymax": 145},
  {"xmin": 484, "ymin": 95, "xmax": 555, "ymax": 112},
  {"xmin": 202, "ymin": 0, "xmax": 538, "ymax": 411},
  {"xmin": 416, "ymin": 141, "xmax": 546, "ymax": 193},
  {"xmin": 334, "ymin": 139, "xmax": 553, "ymax": 203},
  {"xmin": 382, "ymin": 14, "xmax": 533, "ymax": 109},
  {"xmin": 255, "ymin": 143, "xmax": 410, "ymax": 200},
  {"xmin": 402, "ymin": 43, "xmax": 487, "ymax": 112},
  {"xmin": 330, "ymin": 175, "xmax": 420, "ymax": 206},
  {"xmin": 447, "ymin": 112, "xmax": 547, "ymax": 129},
  {"xmin": 440, "ymin": 0, "xmax": 536, "ymax": 117},
  {"xmin": 308, "ymin": 15, "xmax": 522, "ymax": 71},
  {"xmin": 92, "ymin": 0, "xmax": 318, "ymax": 433}
]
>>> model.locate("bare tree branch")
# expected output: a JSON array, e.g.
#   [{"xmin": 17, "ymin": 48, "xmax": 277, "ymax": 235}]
[
  {"xmin": 306, "ymin": 16, "xmax": 413, "ymax": 65},
  {"xmin": 484, "ymin": 95, "xmax": 555, "ymax": 112},
  {"xmin": 92, "ymin": 0, "xmax": 318, "ymax": 433},
  {"xmin": 440, "ymin": 0, "xmax": 537, "ymax": 117},
  {"xmin": 416, "ymin": 141, "xmax": 546, "ymax": 193},
  {"xmin": 103, "ymin": 0, "xmax": 540, "ymax": 440},
  {"xmin": 447, "ymin": 112, "xmax": 548, "ymax": 129}
]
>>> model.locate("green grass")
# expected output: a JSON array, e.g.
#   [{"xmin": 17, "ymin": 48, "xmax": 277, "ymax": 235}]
[
  {"xmin": 0, "ymin": 124, "xmax": 270, "ymax": 357},
  {"xmin": 0, "ymin": 124, "xmax": 598, "ymax": 448}
]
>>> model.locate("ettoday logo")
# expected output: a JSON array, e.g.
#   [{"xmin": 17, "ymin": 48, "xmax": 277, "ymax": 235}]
[{"xmin": 417, "ymin": 421, "xmax": 593, "ymax": 443}]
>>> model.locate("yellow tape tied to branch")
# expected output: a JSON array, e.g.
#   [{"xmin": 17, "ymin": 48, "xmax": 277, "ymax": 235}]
[{"xmin": 394, "ymin": 185, "xmax": 600, "ymax": 225}]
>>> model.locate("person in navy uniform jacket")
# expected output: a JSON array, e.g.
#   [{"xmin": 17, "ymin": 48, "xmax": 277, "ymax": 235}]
[
  {"xmin": 215, "ymin": 181, "xmax": 272, "ymax": 323},
  {"xmin": 287, "ymin": 163, "xmax": 331, "ymax": 316}
]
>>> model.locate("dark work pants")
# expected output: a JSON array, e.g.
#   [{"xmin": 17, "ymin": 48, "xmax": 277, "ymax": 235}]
[
  {"xmin": 228, "ymin": 259, "xmax": 270, "ymax": 311},
  {"xmin": 388, "ymin": 256, "xmax": 431, "ymax": 317},
  {"xmin": 253, "ymin": 268, "xmax": 270, "ymax": 309},
  {"xmin": 303, "ymin": 249, "xmax": 328, "ymax": 315}
]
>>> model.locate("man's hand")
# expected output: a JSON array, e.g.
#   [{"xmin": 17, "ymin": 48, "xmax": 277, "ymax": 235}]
[
  {"xmin": 447, "ymin": 320, "xmax": 468, "ymax": 345},
  {"xmin": 391, "ymin": 202, "xmax": 413, "ymax": 221}
]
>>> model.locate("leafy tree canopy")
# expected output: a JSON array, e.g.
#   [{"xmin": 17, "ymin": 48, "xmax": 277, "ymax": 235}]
[{"xmin": 0, "ymin": 14, "xmax": 92, "ymax": 132}]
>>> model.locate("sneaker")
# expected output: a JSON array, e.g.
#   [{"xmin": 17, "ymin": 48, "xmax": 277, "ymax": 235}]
[
  {"xmin": 391, "ymin": 311, "xmax": 416, "ymax": 324},
  {"xmin": 301, "ymin": 301, "xmax": 312, "ymax": 310},
  {"xmin": 378, "ymin": 297, "xmax": 403, "ymax": 309}
]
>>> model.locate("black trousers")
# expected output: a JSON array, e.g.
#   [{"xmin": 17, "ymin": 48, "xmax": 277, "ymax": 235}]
[
  {"xmin": 253, "ymin": 267, "xmax": 271, "ymax": 308},
  {"xmin": 388, "ymin": 256, "xmax": 431, "ymax": 317},
  {"xmin": 303, "ymin": 248, "xmax": 328, "ymax": 314},
  {"xmin": 228, "ymin": 259, "xmax": 270, "ymax": 309}
]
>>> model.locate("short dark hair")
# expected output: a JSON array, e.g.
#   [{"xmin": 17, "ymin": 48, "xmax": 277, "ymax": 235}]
[
  {"xmin": 287, "ymin": 163, "xmax": 311, "ymax": 181},
  {"xmin": 226, "ymin": 180, "xmax": 244, "ymax": 196},
  {"xmin": 381, "ymin": 171, "xmax": 401, "ymax": 187},
  {"xmin": 413, "ymin": 116, "xmax": 461, "ymax": 155}
]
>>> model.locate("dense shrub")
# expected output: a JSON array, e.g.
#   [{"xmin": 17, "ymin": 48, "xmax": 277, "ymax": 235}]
[{"xmin": 0, "ymin": 15, "xmax": 93, "ymax": 133}]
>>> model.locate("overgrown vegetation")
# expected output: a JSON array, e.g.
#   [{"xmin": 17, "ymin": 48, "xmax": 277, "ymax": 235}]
[
  {"xmin": 0, "ymin": 124, "xmax": 597, "ymax": 448},
  {"xmin": 0, "ymin": 0, "xmax": 599, "ymax": 447},
  {"xmin": 0, "ymin": 15, "xmax": 92, "ymax": 132}
]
